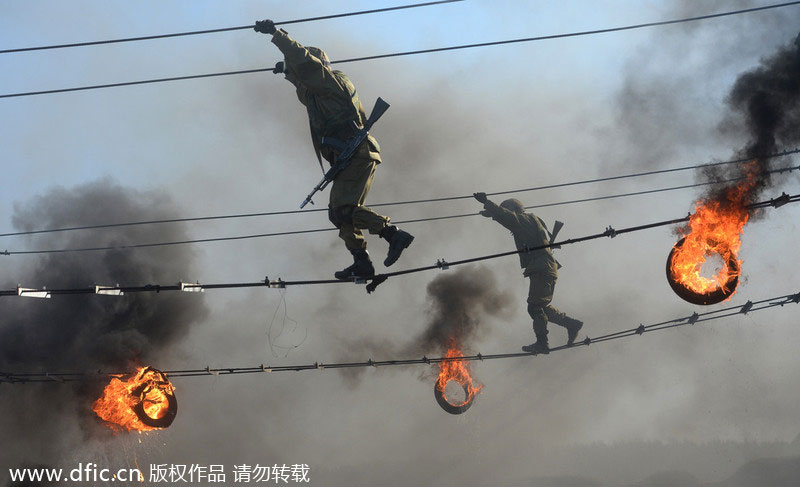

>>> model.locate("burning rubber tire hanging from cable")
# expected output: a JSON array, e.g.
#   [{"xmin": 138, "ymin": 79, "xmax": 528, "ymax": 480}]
[
  {"xmin": 433, "ymin": 347, "xmax": 482, "ymax": 415},
  {"xmin": 665, "ymin": 175, "xmax": 754, "ymax": 306},
  {"xmin": 434, "ymin": 380, "xmax": 474, "ymax": 415},
  {"xmin": 93, "ymin": 366, "xmax": 178, "ymax": 431},
  {"xmin": 131, "ymin": 367, "xmax": 178, "ymax": 428},
  {"xmin": 666, "ymin": 237, "xmax": 740, "ymax": 305}
]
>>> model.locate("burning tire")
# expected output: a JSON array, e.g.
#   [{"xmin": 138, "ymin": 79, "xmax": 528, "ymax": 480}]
[
  {"xmin": 666, "ymin": 237, "xmax": 740, "ymax": 305},
  {"xmin": 94, "ymin": 365, "xmax": 178, "ymax": 431},
  {"xmin": 434, "ymin": 380, "xmax": 474, "ymax": 415},
  {"xmin": 131, "ymin": 367, "xmax": 178, "ymax": 428}
]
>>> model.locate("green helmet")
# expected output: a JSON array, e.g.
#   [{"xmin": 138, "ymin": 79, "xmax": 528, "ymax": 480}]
[
  {"xmin": 500, "ymin": 198, "xmax": 525, "ymax": 213},
  {"xmin": 306, "ymin": 46, "xmax": 331, "ymax": 67}
]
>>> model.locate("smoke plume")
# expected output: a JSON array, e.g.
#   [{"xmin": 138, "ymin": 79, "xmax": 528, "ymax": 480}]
[
  {"xmin": 706, "ymin": 33, "xmax": 800, "ymax": 203},
  {"xmin": 0, "ymin": 179, "xmax": 208, "ymax": 459},
  {"xmin": 410, "ymin": 265, "xmax": 514, "ymax": 354}
]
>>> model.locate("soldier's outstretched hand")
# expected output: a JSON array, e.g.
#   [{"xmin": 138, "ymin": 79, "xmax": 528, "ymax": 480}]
[
  {"xmin": 274, "ymin": 61, "xmax": 285, "ymax": 74},
  {"xmin": 254, "ymin": 19, "xmax": 277, "ymax": 34},
  {"xmin": 473, "ymin": 192, "xmax": 488, "ymax": 204}
]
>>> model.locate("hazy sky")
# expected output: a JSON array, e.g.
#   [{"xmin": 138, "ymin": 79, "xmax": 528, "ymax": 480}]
[{"xmin": 1, "ymin": 1, "xmax": 799, "ymax": 486}]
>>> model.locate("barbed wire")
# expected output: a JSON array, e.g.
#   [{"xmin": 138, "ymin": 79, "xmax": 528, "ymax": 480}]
[
  {"xmin": 1, "ymin": 191, "xmax": 796, "ymax": 297},
  {"xmin": 2, "ymin": 290, "xmax": 797, "ymax": 383}
]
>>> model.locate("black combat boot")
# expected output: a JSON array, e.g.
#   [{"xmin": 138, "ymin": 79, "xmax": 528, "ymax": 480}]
[
  {"xmin": 522, "ymin": 337, "xmax": 550, "ymax": 355},
  {"xmin": 565, "ymin": 318, "xmax": 584, "ymax": 346},
  {"xmin": 334, "ymin": 248, "xmax": 375, "ymax": 280},
  {"xmin": 523, "ymin": 322, "xmax": 549, "ymax": 354},
  {"xmin": 380, "ymin": 225, "xmax": 414, "ymax": 267}
]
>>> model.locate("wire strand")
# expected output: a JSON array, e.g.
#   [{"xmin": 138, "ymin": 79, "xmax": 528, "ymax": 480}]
[
  {"xmin": 2, "ymin": 149, "xmax": 795, "ymax": 239},
  {"xmin": 1, "ymin": 192, "xmax": 796, "ymax": 296},
  {"xmin": 3, "ymin": 166, "xmax": 797, "ymax": 255},
  {"xmin": 2, "ymin": 1, "xmax": 798, "ymax": 99},
  {"xmin": 2, "ymin": 290, "xmax": 797, "ymax": 383},
  {"xmin": 0, "ymin": 0, "xmax": 465, "ymax": 54}
]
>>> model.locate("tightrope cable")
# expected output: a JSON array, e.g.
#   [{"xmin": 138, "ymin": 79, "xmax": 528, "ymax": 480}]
[
  {"xmin": 0, "ymin": 0, "xmax": 465, "ymax": 54},
  {"xmin": 2, "ymin": 149, "xmax": 796, "ymax": 239},
  {"xmin": 2, "ymin": 191, "xmax": 796, "ymax": 296},
  {"xmin": 3, "ymin": 166, "xmax": 797, "ymax": 256},
  {"xmin": 2, "ymin": 1, "xmax": 798, "ymax": 99},
  {"xmin": 2, "ymin": 290, "xmax": 797, "ymax": 383}
]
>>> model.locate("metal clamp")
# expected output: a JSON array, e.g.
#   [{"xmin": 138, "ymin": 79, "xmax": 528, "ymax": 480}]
[
  {"xmin": 95, "ymin": 285, "xmax": 124, "ymax": 296},
  {"xmin": 636, "ymin": 324, "xmax": 646, "ymax": 335},
  {"xmin": 604, "ymin": 226, "xmax": 617, "ymax": 238},
  {"xmin": 771, "ymin": 192, "xmax": 791, "ymax": 208},
  {"xmin": 436, "ymin": 259, "xmax": 450, "ymax": 270},
  {"xmin": 740, "ymin": 301, "xmax": 754, "ymax": 314},
  {"xmin": 179, "ymin": 281, "xmax": 204, "ymax": 293},
  {"xmin": 268, "ymin": 278, "xmax": 286, "ymax": 289},
  {"xmin": 687, "ymin": 312, "xmax": 700, "ymax": 325},
  {"xmin": 17, "ymin": 286, "xmax": 50, "ymax": 299}
]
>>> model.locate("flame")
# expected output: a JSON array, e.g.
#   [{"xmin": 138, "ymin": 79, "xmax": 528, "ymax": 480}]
[
  {"xmin": 435, "ymin": 346, "xmax": 482, "ymax": 407},
  {"xmin": 93, "ymin": 366, "xmax": 176, "ymax": 432},
  {"xmin": 667, "ymin": 163, "xmax": 758, "ymax": 301}
]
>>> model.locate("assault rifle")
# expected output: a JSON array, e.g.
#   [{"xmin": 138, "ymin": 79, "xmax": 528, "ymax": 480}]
[{"xmin": 299, "ymin": 97, "xmax": 390, "ymax": 209}]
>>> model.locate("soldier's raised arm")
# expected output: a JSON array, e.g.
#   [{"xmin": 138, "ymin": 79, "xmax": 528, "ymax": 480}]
[
  {"xmin": 473, "ymin": 193, "xmax": 523, "ymax": 231},
  {"xmin": 255, "ymin": 19, "xmax": 341, "ymax": 95}
]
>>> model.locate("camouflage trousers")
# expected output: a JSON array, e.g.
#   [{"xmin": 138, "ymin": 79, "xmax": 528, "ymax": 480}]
[
  {"xmin": 328, "ymin": 155, "xmax": 390, "ymax": 251},
  {"xmin": 526, "ymin": 272, "xmax": 571, "ymax": 337}
]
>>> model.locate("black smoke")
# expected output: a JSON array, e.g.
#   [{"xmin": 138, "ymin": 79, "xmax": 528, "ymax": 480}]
[
  {"xmin": 411, "ymin": 265, "xmax": 514, "ymax": 354},
  {"xmin": 706, "ymin": 33, "xmax": 800, "ymax": 204},
  {"xmin": 0, "ymin": 179, "xmax": 208, "ymax": 461}
]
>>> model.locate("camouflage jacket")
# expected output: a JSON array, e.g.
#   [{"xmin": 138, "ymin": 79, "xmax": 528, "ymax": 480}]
[
  {"xmin": 271, "ymin": 30, "xmax": 381, "ymax": 165},
  {"xmin": 482, "ymin": 201, "xmax": 558, "ymax": 278}
]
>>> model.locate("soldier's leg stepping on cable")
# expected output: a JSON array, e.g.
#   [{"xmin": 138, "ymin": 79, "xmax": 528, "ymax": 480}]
[{"xmin": 334, "ymin": 248, "xmax": 375, "ymax": 280}]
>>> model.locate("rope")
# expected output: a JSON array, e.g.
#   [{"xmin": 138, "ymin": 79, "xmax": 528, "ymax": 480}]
[
  {"xmin": 2, "ymin": 149, "xmax": 796, "ymax": 239},
  {"xmin": 1, "ymin": 192, "xmax": 796, "ymax": 296},
  {"xmin": 2, "ymin": 291, "xmax": 797, "ymax": 383},
  {"xmin": 0, "ymin": 1, "xmax": 465, "ymax": 54},
  {"xmin": 3, "ymin": 1, "xmax": 799, "ymax": 99},
  {"xmin": 3, "ymin": 166, "xmax": 797, "ymax": 256}
]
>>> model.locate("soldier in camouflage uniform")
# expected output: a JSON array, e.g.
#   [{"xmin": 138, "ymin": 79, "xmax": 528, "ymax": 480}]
[
  {"xmin": 474, "ymin": 193, "xmax": 583, "ymax": 354},
  {"xmin": 255, "ymin": 20, "xmax": 414, "ymax": 280}
]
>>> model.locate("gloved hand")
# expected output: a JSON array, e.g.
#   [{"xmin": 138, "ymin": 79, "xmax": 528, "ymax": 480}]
[
  {"xmin": 274, "ymin": 61, "xmax": 285, "ymax": 74},
  {"xmin": 479, "ymin": 210, "xmax": 491, "ymax": 218},
  {"xmin": 473, "ymin": 192, "xmax": 488, "ymax": 204},
  {"xmin": 254, "ymin": 19, "xmax": 277, "ymax": 34}
]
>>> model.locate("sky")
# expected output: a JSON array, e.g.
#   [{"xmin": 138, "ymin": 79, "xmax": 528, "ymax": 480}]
[{"xmin": 1, "ymin": 1, "xmax": 800, "ymax": 486}]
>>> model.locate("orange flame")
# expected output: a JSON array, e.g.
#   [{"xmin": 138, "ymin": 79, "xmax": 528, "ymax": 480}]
[
  {"xmin": 93, "ymin": 366, "xmax": 176, "ymax": 432},
  {"xmin": 436, "ymin": 347, "xmax": 482, "ymax": 407},
  {"xmin": 668, "ymin": 164, "xmax": 758, "ymax": 300}
]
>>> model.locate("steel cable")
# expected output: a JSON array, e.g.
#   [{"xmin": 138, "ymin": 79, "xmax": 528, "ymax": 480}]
[
  {"xmin": 2, "ymin": 149, "xmax": 796, "ymax": 239},
  {"xmin": 0, "ymin": 1, "xmax": 465, "ymax": 54},
  {"xmin": 3, "ymin": 165, "xmax": 797, "ymax": 256},
  {"xmin": 2, "ymin": 291, "xmax": 797, "ymax": 383},
  {"xmin": 1, "ymin": 191, "xmax": 796, "ymax": 296},
  {"xmin": 2, "ymin": 1, "xmax": 799, "ymax": 99}
]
